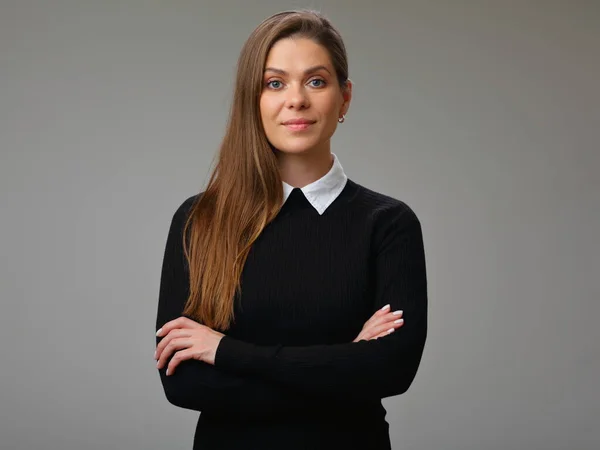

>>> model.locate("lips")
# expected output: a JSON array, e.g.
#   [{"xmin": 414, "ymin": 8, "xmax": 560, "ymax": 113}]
[
  {"xmin": 282, "ymin": 119, "xmax": 316, "ymax": 131},
  {"xmin": 282, "ymin": 119, "xmax": 316, "ymax": 125}
]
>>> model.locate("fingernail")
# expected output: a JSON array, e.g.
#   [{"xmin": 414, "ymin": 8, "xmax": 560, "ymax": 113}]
[
  {"xmin": 380, "ymin": 304, "xmax": 390, "ymax": 311},
  {"xmin": 156, "ymin": 361, "xmax": 160, "ymax": 368},
  {"xmin": 387, "ymin": 328, "xmax": 395, "ymax": 334},
  {"xmin": 394, "ymin": 319, "xmax": 404, "ymax": 324},
  {"xmin": 154, "ymin": 351, "xmax": 157, "ymax": 360},
  {"xmin": 166, "ymin": 369, "xmax": 169, "ymax": 376},
  {"xmin": 156, "ymin": 328, "xmax": 162, "ymax": 336},
  {"xmin": 393, "ymin": 310, "xmax": 403, "ymax": 316}
]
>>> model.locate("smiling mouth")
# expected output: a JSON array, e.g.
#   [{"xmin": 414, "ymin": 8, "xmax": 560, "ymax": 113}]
[{"xmin": 283, "ymin": 123, "xmax": 314, "ymax": 131}]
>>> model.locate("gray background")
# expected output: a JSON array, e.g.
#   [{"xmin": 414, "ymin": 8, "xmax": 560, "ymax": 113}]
[{"xmin": 1, "ymin": 1, "xmax": 598, "ymax": 449}]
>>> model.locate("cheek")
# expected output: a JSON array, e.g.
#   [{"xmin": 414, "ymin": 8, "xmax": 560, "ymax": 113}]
[
  {"xmin": 319, "ymin": 98, "xmax": 342, "ymax": 137},
  {"xmin": 259, "ymin": 96, "xmax": 278, "ymax": 122},
  {"xmin": 320, "ymin": 102, "xmax": 341, "ymax": 128},
  {"xmin": 259, "ymin": 98, "xmax": 280, "ymax": 143},
  {"xmin": 317, "ymin": 94, "xmax": 342, "ymax": 119}
]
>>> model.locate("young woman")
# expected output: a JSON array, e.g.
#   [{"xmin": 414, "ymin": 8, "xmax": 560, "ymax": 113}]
[{"xmin": 154, "ymin": 9, "xmax": 427, "ymax": 450}]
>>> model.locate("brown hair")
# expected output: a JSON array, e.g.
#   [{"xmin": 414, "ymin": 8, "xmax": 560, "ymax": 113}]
[{"xmin": 182, "ymin": 10, "xmax": 349, "ymax": 331}]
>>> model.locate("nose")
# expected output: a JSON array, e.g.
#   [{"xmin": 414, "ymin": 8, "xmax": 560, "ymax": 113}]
[{"xmin": 285, "ymin": 84, "xmax": 309, "ymax": 109}]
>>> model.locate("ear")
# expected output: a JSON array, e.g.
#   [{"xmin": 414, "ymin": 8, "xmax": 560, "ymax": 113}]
[{"xmin": 340, "ymin": 79, "xmax": 353, "ymax": 115}]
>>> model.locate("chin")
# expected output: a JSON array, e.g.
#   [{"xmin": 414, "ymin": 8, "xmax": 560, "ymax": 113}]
[{"xmin": 271, "ymin": 140, "xmax": 322, "ymax": 155}]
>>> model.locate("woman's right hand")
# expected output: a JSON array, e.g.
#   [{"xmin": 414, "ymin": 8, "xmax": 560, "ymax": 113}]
[{"xmin": 353, "ymin": 304, "xmax": 404, "ymax": 342}]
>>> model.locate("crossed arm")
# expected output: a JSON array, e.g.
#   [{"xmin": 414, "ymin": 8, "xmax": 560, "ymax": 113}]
[{"xmin": 155, "ymin": 198, "xmax": 427, "ymax": 414}]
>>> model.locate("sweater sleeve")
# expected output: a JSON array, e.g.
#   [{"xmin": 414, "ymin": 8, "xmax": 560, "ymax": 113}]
[
  {"xmin": 214, "ymin": 205, "xmax": 428, "ymax": 401},
  {"xmin": 156, "ymin": 196, "xmax": 319, "ymax": 418}
]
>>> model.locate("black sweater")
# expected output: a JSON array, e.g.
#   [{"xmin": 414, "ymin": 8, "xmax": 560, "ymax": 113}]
[{"xmin": 155, "ymin": 179, "xmax": 428, "ymax": 450}]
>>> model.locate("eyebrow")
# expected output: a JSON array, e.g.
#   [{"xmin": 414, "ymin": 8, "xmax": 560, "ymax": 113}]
[{"xmin": 263, "ymin": 65, "xmax": 332, "ymax": 76}]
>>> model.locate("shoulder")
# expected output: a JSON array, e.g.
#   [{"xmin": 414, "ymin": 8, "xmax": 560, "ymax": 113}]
[
  {"xmin": 171, "ymin": 193, "xmax": 202, "ymax": 220},
  {"xmin": 348, "ymin": 180, "xmax": 425, "ymax": 253},
  {"xmin": 175, "ymin": 193, "xmax": 200, "ymax": 215},
  {"xmin": 166, "ymin": 193, "xmax": 203, "ymax": 235},
  {"xmin": 348, "ymin": 179, "xmax": 420, "ymax": 226}
]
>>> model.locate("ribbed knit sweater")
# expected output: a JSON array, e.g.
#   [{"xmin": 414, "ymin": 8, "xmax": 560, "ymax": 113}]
[{"xmin": 155, "ymin": 178, "xmax": 428, "ymax": 450}]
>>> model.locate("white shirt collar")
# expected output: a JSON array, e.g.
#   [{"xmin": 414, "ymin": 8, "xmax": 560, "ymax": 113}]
[{"xmin": 282, "ymin": 153, "xmax": 348, "ymax": 215}]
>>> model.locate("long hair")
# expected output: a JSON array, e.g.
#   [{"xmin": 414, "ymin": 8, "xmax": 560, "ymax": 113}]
[{"xmin": 182, "ymin": 10, "xmax": 349, "ymax": 331}]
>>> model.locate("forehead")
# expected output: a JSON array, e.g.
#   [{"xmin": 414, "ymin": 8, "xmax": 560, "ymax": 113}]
[{"xmin": 264, "ymin": 38, "xmax": 333, "ymax": 71}]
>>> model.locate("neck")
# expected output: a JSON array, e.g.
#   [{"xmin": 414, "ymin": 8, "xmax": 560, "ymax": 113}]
[{"xmin": 276, "ymin": 150, "xmax": 334, "ymax": 188}]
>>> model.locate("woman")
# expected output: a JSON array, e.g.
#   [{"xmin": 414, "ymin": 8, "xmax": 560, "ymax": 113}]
[{"xmin": 154, "ymin": 9, "xmax": 427, "ymax": 450}]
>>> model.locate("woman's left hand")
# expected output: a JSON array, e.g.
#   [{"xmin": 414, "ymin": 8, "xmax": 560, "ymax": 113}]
[{"xmin": 154, "ymin": 317, "xmax": 225, "ymax": 375}]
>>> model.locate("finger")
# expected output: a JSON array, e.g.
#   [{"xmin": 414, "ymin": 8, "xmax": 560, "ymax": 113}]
[
  {"xmin": 360, "ymin": 317, "xmax": 404, "ymax": 341},
  {"xmin": 157, "ymin": 338, "xmax": 192, "ymax": 369},
  {"xmin": 166, "ymin": 348, "xmax": 195, "ymax": 376},
  {"xmin": 377, "ymin": 310, "xmax": 404, "ymax": 329},
  {"xmin": 155, "ymin": 328, "xmax": 191, "ymax": 361},
  {"xmin": 355, "ymin": 318, "xmax": 403, "ymax": 342},
  {"xmin": 156, "ymin": 316, "xmax": 195, "ymax": 338},
  {"xmin": 375, "ymin": 304, "xmax": 391, "ymax": 317},
  {"xmin": 389, "ymin": 309, "xmax": 403, "ymax": 319},
  {"xmin": 370, "ymin": 318, "xmax": 404, "ymax": 339},
  {"xmin": 367, "ymin": 308, "xmax": 403, "ymax": 328},
  {"xmin": 157, "ymin": 337, "xmax": 190, "ymax": 369},
  {"xmin": 360, "ymin": 304, "xmax": 390, "ymax": 329},
  {"xmin": 379, "ymin": 309, "xmax": 403, "ymax": 321},
  {"xmin": 353, "ymin": 334, "xmax": 366, "ymax": 343},
  {"xmin": 372, "ymin": 328, "xmax": 396, "ymax": 340},
  {"xmin": 372, "ymin": 320, "xmax": 405, "ymax": 340},
  {"xmin": 355, "ymin": 309, "xmax": 404, "ymax": 342},
  {"xmin": 363, "ymin": 310, "xmax": 403, "ymax": 335}
]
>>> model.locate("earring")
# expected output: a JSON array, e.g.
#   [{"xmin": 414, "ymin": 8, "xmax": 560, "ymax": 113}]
[{"xmin": 338, "ymin": 114, "xmax": 346, "ymax": 123}]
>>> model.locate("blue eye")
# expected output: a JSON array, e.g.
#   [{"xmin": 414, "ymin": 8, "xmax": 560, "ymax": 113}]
[
  {"xmin": 267, "ymin": 80, "xmax": 283, "ymax": 89},
  {"xmin": 309, "ymin": 79, "xmax": 326, "ymax": 87}
]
